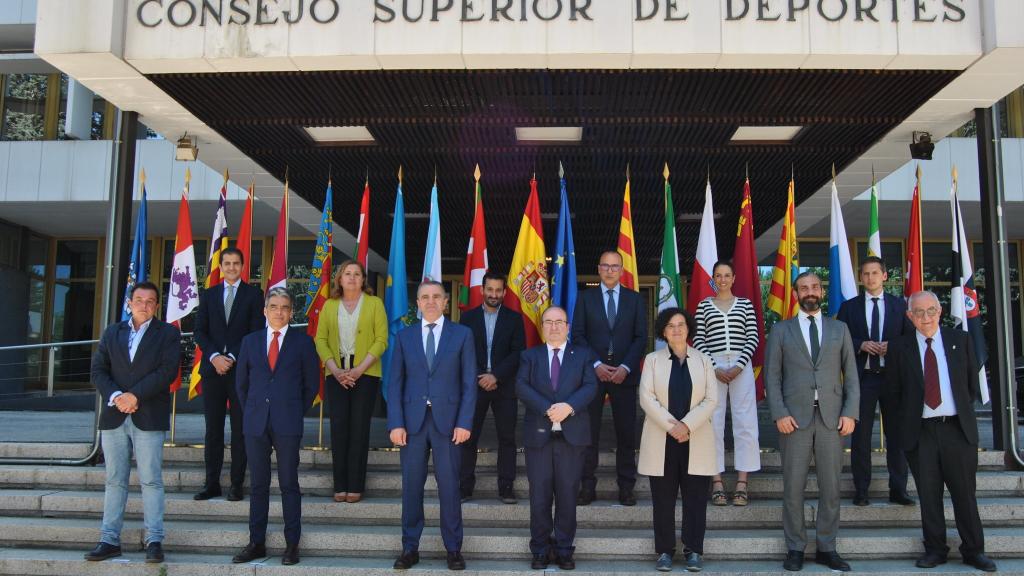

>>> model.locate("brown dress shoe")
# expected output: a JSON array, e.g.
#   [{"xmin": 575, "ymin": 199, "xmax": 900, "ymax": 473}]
[
  {"xmin": 333, "ymin": 492, "xmax": 348, "ymax": 502},
  {"xmin": 345, "ymin": 493, "xmax": 363, "ymax": 503}
]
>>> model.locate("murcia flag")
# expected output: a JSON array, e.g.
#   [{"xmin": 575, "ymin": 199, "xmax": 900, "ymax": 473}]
[{"xmin": 166, "ymin": 169, "xmax": 200, "ymax": 393}]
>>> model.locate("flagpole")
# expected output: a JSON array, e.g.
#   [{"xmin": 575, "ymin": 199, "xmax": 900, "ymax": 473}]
[{"xmin": 165, "ymin": 392, "xmax": 181, "ymax": 447}]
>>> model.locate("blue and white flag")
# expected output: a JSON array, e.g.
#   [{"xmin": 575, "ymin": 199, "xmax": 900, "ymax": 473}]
[
  {"xmin": 828, "ymin": 179, "xmax": 857, "ymax": 315},
  {"xmin": 121, "ymin": 170, "xmax": 149, "ymax": 321},
  {"xmin": 421, "ymin": 182, "xmax": 442, "ymax": 283}
]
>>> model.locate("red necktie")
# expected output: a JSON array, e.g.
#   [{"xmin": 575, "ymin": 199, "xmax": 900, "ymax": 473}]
[
  {"xmin": 923, "ymin": 337, "xmax": 941, "ymax": 409},
  {"xmin": 268, "ymin": 330, "xmax": 281, "ymax": 371}
]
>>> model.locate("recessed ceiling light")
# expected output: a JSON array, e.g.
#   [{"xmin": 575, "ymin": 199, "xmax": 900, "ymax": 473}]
[
  {"xmin": 730, "ymin": 126, "xmax": 803, "ymax": 143},
  {"xmin": 515, "ymin": 127, "xmax": 583, "ymax": 143},
  {"xmin": 304, "ymin": 126, "xmax": 376, "ymax": 145}
]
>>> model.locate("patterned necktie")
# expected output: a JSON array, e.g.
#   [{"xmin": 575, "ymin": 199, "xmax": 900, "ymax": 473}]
[
  {"xmin": 924, "ymin": 337, "xmax": 941, "ymax": 409},
  {"xmin": 869, "ymin": 297, "xmax": 881, "ymax": 371},
  {"xmin": 808, "ymin": 315, "xmax": 820, "ymax": 364},
  {"xmin": 268, "ymin": 330, "xmax": 280, "ymax": 371},
  {"xmin": 550, "ymin": 348, "xmax": 561, "ymax": 391},
  {"xmin": 225, "ymin": 284, "xmax": 236, "ymax": 320},
  {"xmin": 426, "ymin": 323, "xmax": 437, "ymax": 370}
]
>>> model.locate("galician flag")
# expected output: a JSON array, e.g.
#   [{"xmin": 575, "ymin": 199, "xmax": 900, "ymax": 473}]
[
  {"xmin": 305, "ymin": 181, "xmax": 334, "ymax": 406},
  {"xmin": 356, "ymin": 177, "xmax": 370, "ymax": 268},
  {"xmin": 459, "ymin": 164, "xmax": 488, "ymax": 311},
  {"xmin": 828, "ymin": 173, "xmax": 857, "ymax": 315},
  {"xmin": 266, "ymin": 179, "xmax": 290, "ymax": 294},
  {"xmin": 421, "ymin": 180, "xmax": 442, "ymax": 283},
  {"xmin": 767, "ymin": 177, "xmax": 800, "ymax": 320},
  {"xmin": 868, "ymin": 170, "xmax": 882, "ymax": 258},
  {"xmin": 381, "ymin": 168, "xmax": 409, "ymax": 400},
  {"xmin": 121, "ymin": 169, "xmax": 149, "ymax": 321},
  {"xmin": 686, "ymin": 179, "xmax": 718, "ymax": 314},
  {"xmin": 617, "ymin": 173, "xmax": 639, "ymax": 291},
  {"xmin": 166, "ymin": 168, "xmax": 200, "ymax": 393},
  {"xmin": 658, "ymin": 163, "xmax": 682, "ymax": 314},
  {"xmin": 551, "ymin": 162, "xmax": 578, "ymax": 324},
  {"xmin": 505, "ymin": 176, "xmax": 549, "ymax": 347},
  {"xmin": 236, "ymin": 180, "xmax": 255, "ymax": 283},
  {"xmin": 950, "ymin": 166, "xmax": 990, "ymax": 404}
]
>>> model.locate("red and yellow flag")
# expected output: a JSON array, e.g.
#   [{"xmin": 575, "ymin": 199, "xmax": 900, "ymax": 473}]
[
  {"xmin": 767, "ymin": 178, "xmax": 799, "ymax": 320},
  {"xmin": 732, "ymin": 178, "xmax": 767, "ymax": 400},
  {"xmin": 504, "ymin": 176, "xmax": 549, "ymax": 347},
  {"xmin": 305, "ymin": 181, "xmax": 333, "ymax": 406},
  {"xmin": 460, "ymin": 164, "xmax": 488, "ymax": 311},
  {"xmin": 236, "ymin": 180, "xmax": 255, "ymax": 283},
  {"xmin": 617, "ymin": 176, "xmax": 639, "ymax": 291},
  {"xmin": 905, "ymin": 165, "xmax": 924, "ymax": 297}
]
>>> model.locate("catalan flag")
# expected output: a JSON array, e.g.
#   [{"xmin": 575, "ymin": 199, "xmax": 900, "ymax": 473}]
[
  {"xmin": 767, "ymin": 178, "xmax": 799, "ymax": 320},
  {"xmin": 617, "ymin": 174, "xmax": 639, "ymax": 291},
  {"xmin": 505, "ymin": 176, "xmax": 549, "ymax": 347}
]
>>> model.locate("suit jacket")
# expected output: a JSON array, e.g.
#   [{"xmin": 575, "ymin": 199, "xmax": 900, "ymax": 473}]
[
  {"xmin": 570, "ymin": 286, "xmax": 648, "ymax": 385},
  {"xmin": 515, "ymin": 343, "xmax": 598, "ymax": 448},
  {"xmin": 885, "ymin": 327, "xmax": 981, "ymax": 450},
  {"xmin": 836, "ymin": 292, "xmax": 913, "ymax": 377},
  {"xmin": 460, "ymin": 305, "xmax": 526, "ymax": 398},
  {"xmin": 193, "ymin": 281, "xmax": 264, "ymax": 379},
  {"xmin": 314, "ymin": 295, "xmax": 388, "ymax": 378},
  {"xmin": 637, "ymin": 346, "xmax": 718, "ymax": 477},
  {"xmin": 235, "ymin": 328, "xmax": 320, "ymax": 437},
  {"xmin": 764, "ymin": 315, "xmax": 860, "ymax": 429},
  {"xmin": 91, "ymin": 318, "xmax": 181, "ymax": 431},
  {"xmin": 386, "ymin": 320, "xmax": 478, "ymax": 436}
]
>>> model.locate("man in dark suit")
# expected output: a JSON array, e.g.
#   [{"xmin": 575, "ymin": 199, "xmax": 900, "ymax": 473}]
[
  {"xmin": 836, "ymin": 256, "xmax": 914, "ymax": 506},
  {"xmin": 571, "ymin": 250, "xmax": 647, "ymax": 506},
  {"xmin": 516, "ymin": 306, "xmax": 597, "ymax": 571},
  {"xmin": 230, "ymin": 288, "xmax": 319, "ymax": 566},
  {"xmin": 85, "ymin": 282, "xmax": 181, "ymax": 564},
  {"xmin": 193, "ymin": 247, "xmax": 265, "ymax": 502},
  {"xmin": 388, "ymin": 280, "xmax": 477, "ymax": 571},
  {"xmin": 886, "ymin": 290, "xmax": 996, "ymax": 572},
  {"xmin": 459, "ymin": 272, "xmax": 525, "ymax": 504}
]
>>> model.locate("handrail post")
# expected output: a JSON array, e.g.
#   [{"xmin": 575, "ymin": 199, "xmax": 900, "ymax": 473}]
[{"xmin": 46, "ymin": 346, "xmax": 56, "ymax": 397}]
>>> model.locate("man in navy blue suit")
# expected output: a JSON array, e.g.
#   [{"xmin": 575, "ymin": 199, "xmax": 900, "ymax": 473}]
[
  {"xmin": 388, "ymin": 280, "xmax": 477, "ymax": 571},
  {"xmin": 571, "ymin": 250, "xmax": 648, "ymax": 506},
  {"xmin": 836, "ymin": 256, "xmax": 915, "ymax": 506},
  {"xmin": 517, "ymin": 306, "xmax": 597, "ymax": 571},
  {"xmin": 231, "ymin": 288, "xmax": 319, "ymax": 566},
  {"xmin": 193, "ymin": 247, "xmax": 265, "ymax": 502}
]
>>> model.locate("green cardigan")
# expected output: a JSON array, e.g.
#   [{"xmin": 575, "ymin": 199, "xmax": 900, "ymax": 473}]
[{"xmin": 314, "ymin": 295, "xmax": 388, "ymax": 378}]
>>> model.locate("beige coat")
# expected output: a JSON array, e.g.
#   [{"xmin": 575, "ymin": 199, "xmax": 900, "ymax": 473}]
[{"xmin": 637, "ymin": 346, "xmax": 719, "ymax": 477}]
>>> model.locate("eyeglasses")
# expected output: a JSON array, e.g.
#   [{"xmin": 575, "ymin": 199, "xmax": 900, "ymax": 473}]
[
  {"xmin": 598, "ymin": 264, "xmax": 622, "ymax": 271},
  {"xmin": 267, "ymin": 305, "xmax": 293, "ymax": 312},
  {"xmin": 910, "ymin": 307, "xmax": 940, "ymax": 319},
  {"xmin": 542, "ymin": 320, "xmax": 568, "ymax": 327}
]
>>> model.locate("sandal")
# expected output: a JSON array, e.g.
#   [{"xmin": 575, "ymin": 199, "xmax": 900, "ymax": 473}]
[
  {"xmin": 731, "ymin": 481, "xmax": 749, "ymax": 507},
  {"xmin": 710, "ymin": 481, "xmax": 728, "ymax": 506}
]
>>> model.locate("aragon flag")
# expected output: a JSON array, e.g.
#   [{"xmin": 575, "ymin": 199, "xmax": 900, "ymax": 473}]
[
  {"xmin": 732, "ymin": 177, "xmax": 766, "ymax": 400},
  {"xmin": 459, "ymin": 164, "xmax": 488, "ymax": 311},
  {"xmin": 767, "ymin": 177, "xmax": 799, "ymax": 320},
  {"xmin": 166, "ymin": 169, "xmax": 200, "ymax": 393},
  {"xmin": 505, "ymin": 176, "xmax": 549, "ymax": 347}
]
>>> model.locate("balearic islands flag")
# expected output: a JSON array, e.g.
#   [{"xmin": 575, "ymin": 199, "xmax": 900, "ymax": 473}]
[
  {"xmin": 459, "ymin": 164, "xmax": 488, "ymax": 311},
  {"xmin": 686, "ymin": 180, "xmax": 718, "ymax": 314},
  {"xmin": 167, "ymin": 169, "xmax": 200, "ymax": 393},
  {"xmin": 189, "ymin": 170, "xmax": 231, "ymax": 400},
  {"xmin": 950, "ymin": 167, "xmax": 990, "ymax": 404},
  {"xmin": 505, "ymin": 176, "xmax": 549, "ymax": 347}
]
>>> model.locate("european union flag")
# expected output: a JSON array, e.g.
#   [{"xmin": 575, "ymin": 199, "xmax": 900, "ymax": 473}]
[{"xmin": 551, "ymin": 165, "xmax": 578, "ymax": 325}]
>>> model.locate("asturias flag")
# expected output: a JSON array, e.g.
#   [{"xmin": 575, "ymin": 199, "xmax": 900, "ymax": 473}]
[
  {"xmin": 950, "ymin": 168, "xmax": 990, "ymax": 404},
  {"xmin": 828, "ymin": 176, "xmax": 857, "ymax": 315},
  {"xmin": 122, "ymin": 169, "xmax": 149, "ymax": 321},
  {"xmin": 767, "ymin": 178, "xmax": 799, "ymax": 320},
  {"xmin": 505, "ymin": 176, "xmax": 549, "ymax": 347},
  {"xmin": 551, "ymin": 162, "xmax": 578, "ymax": 324},
  {"xmin": 381, "ymin": 170, "xmax": 409, "ymax": 400},
  {"xmin": 686, "ymin": 179, "xmax": 718, "ymax": 314},
  {"xmin": 460, "ymin": 164, "xmax": 488, "ymax": 311},
  {"xmin": 166, "ymin": 169, "xmax": 200, "ymax": 393},
  {"xmin": 305, "ymin": 181, "xmax": 333, "ymax": 406},
  {"xmin": 732, "ymin": 177, "xmax": 767, "ymax": 399}
]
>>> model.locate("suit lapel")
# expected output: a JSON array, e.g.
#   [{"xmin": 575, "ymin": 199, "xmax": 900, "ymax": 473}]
[
  {"xmin": 854, "ymin": 295, "xmax": 870, "ymax": 339},
  {"xmin": 428, "ymin": 321, "xmax": 453, "ymax": 375},
  {"xmin": 941, "ymin": 328, "xmax": 960, "ymax": 382},
  {"xmin": 790, "ymin": 318, "xmax": 814, "ymax": 365},
  {"xmin": 556, "ymin": 345, "xmax": 574, "ymax": 396},
  {"xmin": 116, "ymin": 323, "xmax": 131, "ymax": 366},
  {"xmin": 131, "ymin": 320, "xmax": 161, "ymax": 364},
  {"xmin": 211, "ymin": 284, "xmax": 227, "ymax": 325},
  {"xmin": 907, "ymin": 335, "xmax": 925, "ymax": 390},
  {"xmin": 538, "ymin": 347, "xmax": 553, "ymax": 395}
]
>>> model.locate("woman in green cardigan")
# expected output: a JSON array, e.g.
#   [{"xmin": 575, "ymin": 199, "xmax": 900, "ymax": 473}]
[{"xmin": 314, "ymin": 259, "xmax": 388, "ymax": 503}]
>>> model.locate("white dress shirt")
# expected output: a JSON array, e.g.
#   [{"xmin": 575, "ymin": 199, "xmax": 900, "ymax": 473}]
[
  {"xmin": 210, "ymin": 280, "xmax": 243, "ymax": 361},
  {"xmin": 797, "ymin": 310, "xmax": 824, "ymax": 401},
  {"xmin": 547, "ymin": 343, "xmax": 566, "ymax": 431},
  {"xmin": 421, "ymin": 316, "xmax": 445, "ymax": 356},
  {"xmin": 916, "ymin": 330, "xmax": 958, "ymax": 418},
  {"xmin": 594, "ymin": 283, "xmax": 630, "ymax": 373},
  {"xmin": 267, "ymin": 324, "xmax": 289, "ymax": 354},
  {"xmin": 864, "ymin": 290, "xmax": 887, "ymax": 368}
]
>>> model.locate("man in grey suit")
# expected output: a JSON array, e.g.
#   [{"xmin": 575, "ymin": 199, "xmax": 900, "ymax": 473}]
[{"xmin": 765, "ymin": 272, "xmax": 859, "ymax": 572}]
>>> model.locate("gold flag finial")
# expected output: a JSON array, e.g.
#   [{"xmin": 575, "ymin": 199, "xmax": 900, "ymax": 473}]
[
  {"xmin": 831, "ymin": 162, "xmax": 837, "ymax": 181},
  {"xmin": 434, "ymin": 165, "xmax": 437, "ymax": 186},
  {"xmin": 626, "ymin": 162, "xmax": 630, "ymax": 181},
  {"xmin": 663, "ymin": 162, "xmax": 669, "ymax": 180},
  {"xmin": 140, "ymin": 168, "xmax": 147, "ymax": 185},
  {"xmin": 915, "ymin": 164, "xmax": 922, "ymax": 180},
  {"xmin": 398, "ymin": 165, "xmax": 403, "ymax": 184},
  {"xmin": 185, "ymin": 167, "xmax": 191, "ymax": 185},
  {"xmin": 745, "ymin": 162, "xmax": 749, "ymax": 181},
  {"xmin": 952, "ymin": 165, "xmax": 959, "ymax": 184},
  {"xmin": 474, "ymin": 163, "xmax": 481, "ymax": 182}
]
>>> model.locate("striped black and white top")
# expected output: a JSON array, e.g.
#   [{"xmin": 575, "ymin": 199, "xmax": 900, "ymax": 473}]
[{"xmin": 693, "ymin": 296, "xmax": 759, "ymax": 368}]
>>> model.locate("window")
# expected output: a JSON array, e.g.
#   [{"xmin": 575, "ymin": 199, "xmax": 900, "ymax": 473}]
[
  {"xmin": 52, "ymin": 240, "xmax": 99, "ymax": 387},
  {"xmin": 1, "ymin": 73, "xmax": 48, "ymax": 141}
]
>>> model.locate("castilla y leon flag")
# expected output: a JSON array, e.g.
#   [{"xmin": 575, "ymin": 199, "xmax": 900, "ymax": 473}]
[
  {"xmin": 950, "ymin": 167, "xmax": 990, "ymax": 404},
  {"xmin": 266, "ymin": 179, "xmax": 290, "ymax": 294},
  {"xmin": 617, "ymin": 173, "xmax": 639, "ymax": 291},
  {"xmin": 505, "ymin": 175, "xmax": 549, "ymax": 347},
  {"xmin": 305, "ymin": 181, "xmax": 333, "ymax": 406},
  {"xmin": 905, "ymin": 165, "xmax": 924, "ymax": 297},
  {"xmin": 167, "ymin": 169, "xmax": 200, "ymax": 393},
  {"xmin": 356, "ymin": 177, "xmax": 370, "ymax": 268},
  {"xmin": 767, "ymin": 177, "xmax": 799, "ymax": 320},
  {"xmin": 686, "ymin": 179, "xmax": 719, "ymax": 314},
  {"xmin": 732, "ymin": 177, "xmax": 766, "ymax": 400},
  {"xmin": 236, "ymin": 180, "xmax": 255, "ymax": 283},
  {"xmin": 459, "ymin": 164, "xmax": 488, "ymax": 311}
]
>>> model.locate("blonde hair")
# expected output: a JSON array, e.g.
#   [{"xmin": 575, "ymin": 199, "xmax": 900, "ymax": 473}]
[{"xmin": 330, "ymin": 260, "xmax": 373, "ymax": 298}]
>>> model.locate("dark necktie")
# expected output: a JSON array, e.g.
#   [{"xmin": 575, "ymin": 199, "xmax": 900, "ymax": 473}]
[
  {"xmin": 606, "ymin": 289, "xmax": 617, "ymax": 354},
  {"xmin": 268, "ymin": 330, "xmax": 280, "ymax": 371},
  {"xmin": 924, "ymin": 337, "xmax": 941, "ymax": 409},
  {"xmin": 870, "ymin": 297, "xmax": 881, "ymax": 371},
  {"xmin": 808, "ymin": 315, "xmax": 820, "ymax": 364},
  {"xmin": 426, "ymin": 323, "xmax": 437, "ymax": 370},
  {"xmin": 550, "ymin": 348, "xmax": 561, "ymax": 391}
]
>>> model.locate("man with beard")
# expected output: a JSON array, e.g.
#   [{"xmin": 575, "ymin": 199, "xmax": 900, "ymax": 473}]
[{"xmin": 765, "ymin": 272, "xmax": 859, "ymax": 572}]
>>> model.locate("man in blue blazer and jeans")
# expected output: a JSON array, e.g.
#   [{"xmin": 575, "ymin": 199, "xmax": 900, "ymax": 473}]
[
  {"xmin": 388, "ymin": 280, "xmax": 477, "ymax": 571},
  {"xmin": 231, "ymin": 287, "xmax": 319, "ymax": 566}
]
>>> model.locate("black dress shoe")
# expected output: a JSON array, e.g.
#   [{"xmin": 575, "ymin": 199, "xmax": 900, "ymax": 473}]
[
  {"xmin": 447, "ymin": 551, "xmax": 466, "ymax": 570},
  {"xmin": 577, "ymin": 489, "xmax": 595, "ymax": 506},
  {"xmin": 783, "ymin": 550, "xmax": 804, "ymax": 571},
  {"xmin": 531, "ymin": 553, "xmax": 549, "ymax": 569},
  {"xmin": 557, "ymin": 554, "xmax": 576, "ymax": 570},
  {"xmin": 963, "ymin": 553, "xmax": 997, "ymax": 572},
  {"xmin": 619, "ymin": 489, "xmax": 637, "ymax": 507},
  {"xmin": 460, "ymin": 494, "xmax": 472, "ymax": 503},
  {"xmin": 393, "ymin": 550, "xmax": 419, "ymax": 570},
  {"xmin": 889, "ymin": 491, "xmax": 915, "ymax": 506},
  {"xmin": 194, "ymin": 486, "xmax": 222, "ymax": 500},
  {"xmin": 232, "ymin": 542, "xmax": 267, "ymax": 563},
  {"xmin": 281, "ymin": 543, "xmax": 300, "ymax": 565},
  {"xmin": 145, "ymin": 542, "xmax": 164, "ymax": 563},
  {"xmin": 226, "ymin": 485, "xmax": 244, "ymax": 501},
  {"xmin": 815, "ymin": 550, "xmax": 851, "ymax": 572},
  {"xmin": 852, "ymin": 494, "xmax": 870, "ymax": 506},
  {"xmin": 84, "ymin": 542, "xmax": 121, "ymax": 562},
  {"xmin": 500, "ymin": 490, "xmax": 518, "ymax": 504},
  {"xmin": 916, "ymin": 552, "xmax": 948, "ymax": 568}
]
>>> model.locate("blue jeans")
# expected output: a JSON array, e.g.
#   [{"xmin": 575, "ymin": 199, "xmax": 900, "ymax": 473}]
[{"xmin": 100, "ymin": 418, "xmax": 165, "ymax": 546}]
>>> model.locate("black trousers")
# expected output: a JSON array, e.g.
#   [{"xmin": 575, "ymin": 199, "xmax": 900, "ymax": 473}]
[
  {"xmin": 461, "ymin": 387, "xmax": 518, "ymax": 496},
  {"xmin": 649, "ymin": 439, "xmax": 710, "ymax": 556},
  {"xmin": 526, "ymin": 434, "xmax": 584, "ymax": 557},
  {"xmin": 202, "ymin": 370, "xmax": 247, "ymax": 489},
  {"xmin": 906, "ymin": 417, "xmax": 985, "ymax": 558},
  {"xmin": 851, "ymin": 371, "xmax": 908, "ymax": 495},
  {"xmin": 582, "ymin": 381, "xmax": 637, "ymax": 492},
  {"xmin": 246, "ymin": 423, "xmax": 302, "ymax": 546},
  {"xmin": 325, "ymin": 374, "xmax": 378, "ymax": 493}
]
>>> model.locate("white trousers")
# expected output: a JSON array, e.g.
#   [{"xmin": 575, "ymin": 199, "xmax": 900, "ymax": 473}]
[{"xmin": 711, "ymin": 352, "xmax": 761, "ymax": 474}]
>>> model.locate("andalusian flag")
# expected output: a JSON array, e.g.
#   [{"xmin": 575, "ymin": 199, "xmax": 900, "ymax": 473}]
[
  {"xmin": 121, "ymin": 169, "xmax": 149, "ymax": 321},
  {"xmin": 459, "ymin": 164, "xmax": 488, "ymax": 311},
  {"xmin": 421, "ymin": 180, "xmax": 442, "ymax": 283},
  {"xmin": 868, "ymin": 170, "xmax": 882, "ymax": 258},
  {"xmin": 905, "ymin": 165, "xmax": 924, "ymax": 297},
  {"xmin": 767, "ymin": 178, "xmax": 799, "ymax": 320},
  {"xmin": 266, "ymin": 179, "xmax": 290, "ymax": 294},
  {"xmin": 686, "ymin": 179, "xmax": 719, "ymax": 313},
  {"xmin": 189, "ymin": 170, "xmax": 231, "ymax": 400},
  {"xmin": 305, "ymin": 181, "xmax": 333, "ymax": 406},
  {"xmin": 617, "ymin": 173, "xmax": 639, "ymax": 291},
  {"xmin": 356, "ymin": 178, "xmax": 370, "ymax": 268},
  {"xmin": 167, "ymin": 169, "xmax": 200, "ymax": 393},
  {"xmin": 505, "ymin": 176, "xmax": 549, "ymax": 347},
  {"xmin": 236, "ymin": 180, "xmax": 255, "ymax": 283},
  {"xmin": 658, "ymin": 163, "xmax": 681, "ymax": 314}
]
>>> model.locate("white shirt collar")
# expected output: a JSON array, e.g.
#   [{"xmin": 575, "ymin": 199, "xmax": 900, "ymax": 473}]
[
  {"xmin": 422, "ymin": 316, "xmax": 445, "ymax": 330},
  {"xmin": 268, "ymin": 324, "xmax": 288, "ymax": 338},
  {"xmin": 602, "ymin": 283, "xmax": 620, "ymax": 294},
  {"xmin": 128, "ymin": 317, "xmax": 153, "ymax": 333},
  {"xmin": 801, "ymin": 309, "xmax": 822, "ymax": 321},
  {"xmin": 224, "ymin": 278, "xmax": 241, "ymax": 289},
  {"xmin": 546, "ymin": 341, "xmax": 568, "ymax": 355}
]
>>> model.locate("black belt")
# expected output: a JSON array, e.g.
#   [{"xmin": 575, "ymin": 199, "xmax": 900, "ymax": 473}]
[
  {"xmin": 603, "ymin": 353, "xmax": 615, "ymax": 364},
  {"xmin": 864, "ymin": 368, "xmax": 886, "ymax": 375},
  {"xmin": 550, "ymin": 430, "xmax": 564, "ymax": 440},
  {"xmin": 923, "ymin": 415, "xmax": 956, "ymax": 423}
]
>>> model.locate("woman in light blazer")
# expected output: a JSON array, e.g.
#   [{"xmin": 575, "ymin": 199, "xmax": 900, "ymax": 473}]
[
  {"xmin": 638, "ymin": 307, "xmax": 718, "ymax": 573},
  {"xmin": 314, "ymin": 259, "xmax": 388, "ymax": 503}
]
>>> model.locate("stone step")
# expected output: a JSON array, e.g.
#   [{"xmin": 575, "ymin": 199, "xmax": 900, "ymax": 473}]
[
  {"xmin": 2, "ymin": 549, "xmax": 1024, "ymax": 576},
  {"xmin": 1, "ymin": 516, "xmax": 1022, "ymax": 560},
  {"xmin": 3, "ymin": 489, "xmax": 1021, "ymax": 530},
  {"xmin": 1, "ymin": 464, "xmax": 1019, "ymax": 499}
]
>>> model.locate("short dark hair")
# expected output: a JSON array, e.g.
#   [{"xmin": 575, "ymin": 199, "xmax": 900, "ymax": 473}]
[
  {"xmin": 219, "ymin": 247, "xmax": 244, "ymax": 265},
  {"xmin": 859, "ymin": 255, "xmax": 886, "ymax": 273},
  {"xmin": 130, "ymin": 281, "xmax": 160, "ymax": 299},
  {"xmin": 712, "ymin": 260, "xmax": 734, "ymax": 274},
  {"xmin": 416, "ymin": 279, "xmax": 448, "ymax": 298},
  {"xmin": 482, "ymin": 271, "xmax": 507, "ymax": 288},
  {"xmin": 654, "ymin": 307, "xmax": 696, "ymax": 342},
  {"xmin": 794, "ymin": 270, "xmax": 821, "ymax": 288},
  {"xmin": 599, "ymin": 250, "xmax": 622, "ymax": 263}
]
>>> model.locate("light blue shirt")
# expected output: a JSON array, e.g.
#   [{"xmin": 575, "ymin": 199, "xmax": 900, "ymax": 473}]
[
  {"xmin": 602, "ymin": 283, "xmax": 621, "ymax": 317},
  {"xmin": 483, "ymin": 306, "xmax": 499, "ymax": 371},
  {"xmin": 110, "ymin": 317, "xmax": 153, "ymax": 406}
]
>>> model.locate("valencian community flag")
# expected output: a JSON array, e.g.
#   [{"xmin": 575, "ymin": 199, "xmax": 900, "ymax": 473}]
[
  {"xmin": 868, "ymin": 171, "xmax": 882, "ymax": 258},
  {"xmin": 686, "ymin": 179, "xmax": 718, "ymax": 314},
  {"xmin": 828, "ymin": 176, "xmax": 857, "ymax": 315},
  {"xmin": 189, "ymin": 170, "xmax": 231, "ymax": 400},
  {"xmin": 658, "ymin": 164, "xmax": 681, "ymax": 314},
  {"xmin": 950, "ymin": 167, "xmax": 990, "ymax": 404},
  {"xmin": 305, "ymin": 181, "xmax": 333, "ymax": 406},
  {"xmin": 505, "ymin": 176, "xmax": 549, "ymax": 346},
  {"xmin": 905, "ymin": 165, "xmax": 924, "ymax": 297},
  {"xmin": 421, "ymin": 180, "xmax": 442, "ymax": 283},
  {"xmin": 356, "ymin": 177, "xmax": 370, "ymax": 268},
  {"xmin": 617, "ymin": 173, "xmax": 639, "ymax": 291},
  {"xmin": 460, "ymin": 164, "xmax": 488, "ymax": 311},
  {"xmin": 236, "ymin": 180, "xmax": 255, "ymax": 283},
  {"xmin": 381, "ymin": 168, "xmax": 409, "ymax": 400},
  {"xmin": 266, "ymin": 180, "xmax": 290, "ymax": 294},
  {"xmin": 551, "ymin": 162, "xmax": 578, "ymax": 324},
  {"xmin": 166, "ymin": 169, "xmax": 200, "ymax": 393},
  {"xmin": 122, "ymin": 169, "xmax": 149, "ymax": 321},
  {"xmin": 767, "ymin": 177, "xmax": 799, "ymax": 320},
  {"xmin": 732, "ymin": 177, "xmax": 766, "ymax": 399}
]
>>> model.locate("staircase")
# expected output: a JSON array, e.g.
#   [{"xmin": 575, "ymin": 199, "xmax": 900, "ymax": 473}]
[{"xmin": 0, "ymin": 441, "xmax": 1022, "ymax": 575}]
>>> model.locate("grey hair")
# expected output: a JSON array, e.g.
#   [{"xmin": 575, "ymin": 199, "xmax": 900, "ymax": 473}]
[
  {"xmin": 908, "ymin": 289, "xmax": 940, "ymax": 308},
  {"xmin": 416, "ymin": 279, "xmax": 448, "ymax": 298},
  {"xmin": 265, "ymin": 287, "xmax": 294, "ymax": 306}
]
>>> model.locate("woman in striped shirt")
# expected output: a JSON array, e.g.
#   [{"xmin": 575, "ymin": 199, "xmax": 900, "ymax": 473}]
[{"xmin": 693, "ymin": 261, "xmax": 761, "ymax": 506}]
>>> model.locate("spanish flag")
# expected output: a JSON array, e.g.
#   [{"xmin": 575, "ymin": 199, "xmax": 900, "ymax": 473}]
[
  {"xmin": 767, "ymin": 178, "xmax": 799, "ymax": 320},
  {"xmin": 617, "ymin": 175, "xmax": 639, "ymax": 291},
  {"xmin": 504, "ymin": 176, "xmax": 549, "ymax": 347}
]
